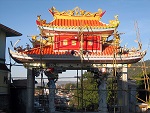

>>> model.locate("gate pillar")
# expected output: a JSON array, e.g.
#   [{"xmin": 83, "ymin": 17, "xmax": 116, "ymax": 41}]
[
  {"xmin": 44, "ymin": 68, "xmax": 58, "ymax": 113},
  {"xmin": 97, "ymin": 69, "xmax": 108, "ymax": 113},
  {"xmin": 26, "ymin": 68, "xmax": 35, "ymax": 113},
  {"xmin": 117, "ymin": 65, "xmax": 129, "ymax": 113},
  {"xmin": 122, "ymin": 65, "xmax": 129, "ymax": 113},
  {"xmin": 48, "ymin": 78, "xmax": 56, "ymax": 113}
]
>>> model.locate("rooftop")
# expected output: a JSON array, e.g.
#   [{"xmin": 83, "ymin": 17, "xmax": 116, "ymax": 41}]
[{"xmin": 0, "ymin": 23, "xmax": 22, "ymax": 37}]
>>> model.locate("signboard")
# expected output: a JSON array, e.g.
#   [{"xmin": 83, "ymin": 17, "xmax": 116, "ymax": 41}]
[{"xmin": 54, "ymin": 35, "xmax": 101, "ymax": 51}]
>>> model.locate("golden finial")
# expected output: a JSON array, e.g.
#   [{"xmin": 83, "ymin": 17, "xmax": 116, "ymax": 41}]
[
  {"xmin": 98, "ymin": 8, "xmax": 102, "ymax": 14},
  {"xmin": 37, "ymin": 15, "xmax": 41, "ymax": 21},
  {"xmin": 114, "ymin": 15, "xmax": 119, "ymax": 21}
]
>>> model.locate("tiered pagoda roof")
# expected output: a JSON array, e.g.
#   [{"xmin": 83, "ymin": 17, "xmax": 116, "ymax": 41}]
[
  {"xmin": 36, "ymin": 7, "xmax": 119, "ymax": 35},
  {"xmin": 9, "ymin": 7, "xmax": 146, "ymax": 66}
]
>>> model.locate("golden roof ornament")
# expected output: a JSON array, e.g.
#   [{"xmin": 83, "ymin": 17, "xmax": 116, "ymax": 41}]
[
  {"xmin": 36, "ymin": 7, "xmax": 120, "ymax": 29},
  {"xmin": 49, "ymin": 6, "xmax": 106, "ymax": 20},
  {"xmin": 109, "ymin": 15, "xmax": 120, "ymax": 28}
]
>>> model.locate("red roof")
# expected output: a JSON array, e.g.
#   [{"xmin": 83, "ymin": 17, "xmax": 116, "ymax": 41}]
[
  {"xmin": 23, "ymin": 45, "xmax": 53, "ymax": 55},
  {"xmin": 36, "ymin": 19, "xmax": 107, "ymax": 28},
  {"xmin": 50, "ymin": 19, "xmax": 106, "ymax": 27},
  {"xmin": 22, "ymin": 45, "xmax": 117, "ymax": 56}
]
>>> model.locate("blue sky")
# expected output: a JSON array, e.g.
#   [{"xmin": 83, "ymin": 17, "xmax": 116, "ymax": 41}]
[{"xmin": 1, "ymin": 0, "xmax": 150, "ymax": 80}]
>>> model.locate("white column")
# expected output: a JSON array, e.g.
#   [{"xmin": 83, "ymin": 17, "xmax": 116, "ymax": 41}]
[
  {"xmin": 48, "ymin": 78, "xmax": 56, "ymax": 113},
  {"xmin": 26, "ymin": 68, "xmax": 35, "ymax": 113},
  {"xmin": 122, "ymin": 65, "xmax": 129, "ymax": 113},
  {"xmin": 98, "ymin": 78, "xmax": 108, "ymax": 113}
]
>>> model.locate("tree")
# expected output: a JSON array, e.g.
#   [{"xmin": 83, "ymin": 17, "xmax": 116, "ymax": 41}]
[
  {"xmin": 70, "ymin": 72, "xmax": 99, "ymax": 111},
  {"xmin": 65, "ymin": 83, "xmax": 76, "ymax": 92},
  {"xmin": 136, "ymin": 72, "xmax": 150, "ymax": 103}
]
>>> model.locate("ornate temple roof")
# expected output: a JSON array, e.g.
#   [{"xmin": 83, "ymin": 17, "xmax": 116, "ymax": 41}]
[
  {"xmin": 8, "ymin": 7, "xmax": 146, "ymax": 66},
  {"xmin": 36, "ymin": 7, "xmax": 120, "ymax": 34},
  {"xmin": 9, "ymin": 46, "xmax": 146, "ymax": 64}
]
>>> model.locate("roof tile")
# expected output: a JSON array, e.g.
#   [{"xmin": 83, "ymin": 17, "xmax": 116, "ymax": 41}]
[
  {"xmin": 47, "ymin": 19, "xmax": 107, "ymax": 28},
  {"xmin": 22, "ymin": 45, "xmax": 116, "ymax": 56}
]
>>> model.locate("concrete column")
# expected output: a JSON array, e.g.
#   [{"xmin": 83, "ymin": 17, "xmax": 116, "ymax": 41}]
[
  {"xmin": 122, "ymin": 65, "xmax": 129, "ymax": 113},
  {"xmin": 48, "ymin": 78, "xmax": 56, "ymax": 113},
  {"xmin": 128, "ymin": 84, "xmax": 137, "ymax": 112},
  {"xmin": 26, "ymin": 68, "xmax": 35, "ymax": 113},
  {"xmin": 98, "ymin": 77, "xmax": 108, "ymax": 113},
  {"xmin": 117, "ymin": 75, "xmax": 123, "ymax": 112}
]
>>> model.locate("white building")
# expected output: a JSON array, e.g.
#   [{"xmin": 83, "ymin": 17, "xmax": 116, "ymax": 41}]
[{"xmin": 0, "ymin": 23, "xmax": 21, "ymax": 111}]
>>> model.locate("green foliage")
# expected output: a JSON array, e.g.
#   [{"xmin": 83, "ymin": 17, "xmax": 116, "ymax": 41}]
[
  {"xmin": 70, "ymin": 71, "xmax": 99, "ymax": 111},
  {"xmin": 128, "ymin": 60, "xmax": 150, "ymax": 78},
  {"xmin": 107, "ymin": 78, "xmax": 118, "ymax": 107},
  {"xmin": 82, "ymin": 72, "xmax": 99, "ymax": 110},
  {"xmin": 136, "ymin": 73, "xmax": 150, "ymax": 103},
  {"xmin": 68, "ymin": 59, "xmax": 150, "ymax": 111},
  {"xmin": 128, "ymin": 60, "xmax": 150, "ymax": 103},
  {"xmin": 64, "ymin": 82, "xmax": 76, "ymax": 92}
]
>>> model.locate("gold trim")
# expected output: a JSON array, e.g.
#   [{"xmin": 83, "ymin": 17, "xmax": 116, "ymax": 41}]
[
  {"xmin": 49, "ymin": 6, "xmax": 104, "ymax": 20},
  {"xmin": 37, "ymin": 7, "xmax": 120, "ymax": 29},
  {"xmin": 54, "ymin": 15, "xmax": 100, "ymax": 20}
]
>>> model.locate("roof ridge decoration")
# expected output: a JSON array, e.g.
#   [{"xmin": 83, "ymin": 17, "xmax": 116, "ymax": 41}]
[
  {"xmin": 36, "ymin": 7, "xmax": 120, "ymax": 32},
  {"xmin": 49, "ymin": 6, "xmax": 106, "ymax": 20}
]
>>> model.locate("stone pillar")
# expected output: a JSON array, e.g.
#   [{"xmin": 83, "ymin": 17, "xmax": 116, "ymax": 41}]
[
  {"xmin": 44, "ymin": 68, "xmax": 57, "ymax": 113},
  {"xmin": 117, "ymin": 74, "xmax": 123, "ymax": 112},
  {"xmin": 26, "ymin": 68, "xmax": 35, "ymax": 113},
  {"xmin": 97, "ymin": 73, "xmax": 108, "ymax": 113},
  {"xmin": 48, "ymin": 78, "xmax": 56, "ymax": 113},
  {"xmin": 122, "ymin": 65, "xmax": 129, "ymax": 113},
  {"xmin": 128, "ymin": 83, "xmax": 137, "ymax": 112},
  {"xmin": 98, "ymin": 79, "xmax": 108, "ymax": 113}
]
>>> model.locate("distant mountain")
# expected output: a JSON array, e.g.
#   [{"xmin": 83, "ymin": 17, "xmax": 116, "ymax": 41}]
[
  {"xmin": 57, "ymin": 81, "xmax": 76, "ymax": 85},
  {"xmin": 35, "ymin": 80, "xmax": 76, "ymax": 87}
]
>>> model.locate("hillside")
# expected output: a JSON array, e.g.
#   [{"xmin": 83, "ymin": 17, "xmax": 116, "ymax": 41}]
[{"xmin": 128, "ymin": 59, "xmax": 150, "ymax": 78}]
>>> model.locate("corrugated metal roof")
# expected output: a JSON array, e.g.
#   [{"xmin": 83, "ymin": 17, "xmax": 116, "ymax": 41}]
[{"xmin": 0, "ymin": 23, "xmax": 22, "ymax": 37}]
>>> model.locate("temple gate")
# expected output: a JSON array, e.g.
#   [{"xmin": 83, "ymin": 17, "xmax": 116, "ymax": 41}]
[{"xmin": 9, "ymin": 7, "xmax": 146, "ymax": 113}]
